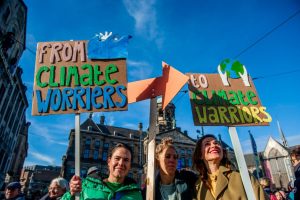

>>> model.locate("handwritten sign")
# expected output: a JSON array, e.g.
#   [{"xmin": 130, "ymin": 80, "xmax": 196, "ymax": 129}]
[
  {"xmin": 187, "ymin": 73, "xmax": 272, "ymax": 126},
  {"xmin": 32, "ymin": 41, "xmax": 128, "ymax": 115}
]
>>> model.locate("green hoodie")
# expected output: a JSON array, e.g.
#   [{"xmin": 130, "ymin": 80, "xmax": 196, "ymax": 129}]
[{"xmin": 61, "ymin": 176, "xmax": 142, "ymax": 200}]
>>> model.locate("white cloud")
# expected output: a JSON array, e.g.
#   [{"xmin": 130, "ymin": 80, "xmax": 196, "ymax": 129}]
[
  {"xmin": 286, "ymin": 134, "xmax": 300, "ymax": 146},
  {"xmin": 123, "ymin": 0, "xmax": 161, "ymax": 45},
  {"xmin": 28, "ymin": 118, "xmax": 70, "ymax": 146},
  {"xmin": 29, "ymin": 151, "xmax": 55, "ymax": 165},
  {"xmin": 127, "ymin": 59, "xmax": 153, "ymax": 80},
  {"xmin": 26, "ymin": 34, "xmax": 37, "ymax": 48}
]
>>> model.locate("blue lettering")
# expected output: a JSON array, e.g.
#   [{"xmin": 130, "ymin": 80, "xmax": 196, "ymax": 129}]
[
  {"xmin": 86, "ymin": 87, "xmax": 91, "ymax": 110},
  {"xmin": 72, "ymin": 87, "xmax": 86, "ymax": 109},
  {"xmin": 61, "ymin": 88, "xmax": 74, "ymax": 111},
  {"xmin": 103, "ymin": 85, "xmax": 116, "ymax": 109},
  {"xmin": 115, "ymin": 85, "xmax": 127, "ymax": 108},
  {"xmin": 36, "ymin": 89, "xmax": 51, "ymax": 113},
  {"xmin": 92, "ymin": 86, "xmax": 103, "ymax": 109},
  {"xmin": 50, "ymin": 89, "xmax": 62, "ymax": 111}
]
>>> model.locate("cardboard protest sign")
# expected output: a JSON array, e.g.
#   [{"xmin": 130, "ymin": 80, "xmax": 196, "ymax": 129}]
[
  {"xmin": 187, "ymin": 61, "xmax": 272, "ymax": 126},
  {"xmin": 32, "ymin": 40, "xmax": 128, "ymax": 116}
]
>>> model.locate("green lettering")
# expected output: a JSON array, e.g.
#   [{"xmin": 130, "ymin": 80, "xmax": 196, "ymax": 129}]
[
  {"xmin": 66, "ymin": 66, "xmax": 80, "ymax": 86},
  {"xmin": 94, "ymin": 65, "xmax": 105, "ymax": 86},
  {"xmin": 228, "ymin": 90, "xmax": 240, "ymax": 105},
  {"xmin": 246, "ymin": 91, "xmax": 258, "ymax": 105},
  {"xmin": 105, "ymin": 64, "xmax": 118, "ymax": 85},
  {"xmin": 36, "ymin": 66, "xmax": 49, "ymax": 88},
  {"xmin": 60, "ymin": 66, "xmax": 66, "ymax": 87},
  {"xmin": 49, "ymin": 66, "xmax": 58, "ymax": 87},
  {"xmin": 237, "ymin": 90, "xmax": 249, "ymax": 106},
  {"xmin": 80, "ymin": 64, "xmax": 93, "ymax": 86}
]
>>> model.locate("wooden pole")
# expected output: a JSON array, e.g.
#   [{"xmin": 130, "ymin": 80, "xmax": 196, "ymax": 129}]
[
  {"xmin": 75, "ymin": 113, "xmax": 80, "ymax": 200},
  {"xmin": 228, "ymin": 127, "xmax": 256, "ymax": 200},
  {"xmin": 146, "ymin": 98, "xmax": 158, "ymax": 200}
]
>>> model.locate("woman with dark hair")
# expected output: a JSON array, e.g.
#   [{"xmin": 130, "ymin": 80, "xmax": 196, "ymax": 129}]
[
  {"xmin": 62, "ymin": 143, "xmax": 142, "ymax": 200},
  {"xmin": 192, "ymin": 134, "xmax": 266, "ymax": 200},
  {"xmin": 151, "ymin": 137, "xmax": 198, "ymax": 200}
]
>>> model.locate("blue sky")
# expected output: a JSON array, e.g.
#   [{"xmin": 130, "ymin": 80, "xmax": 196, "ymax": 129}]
[{"xmin": 20, "ymin": 0, "xmax": 300, "ymax": 166}]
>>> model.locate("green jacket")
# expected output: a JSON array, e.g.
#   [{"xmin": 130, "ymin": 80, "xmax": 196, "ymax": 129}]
[
  {"xmin": 195, "ymin": 165, "xmax": 268, "ymax": 200},
  {"xmin": 61, "ymin": 176, "xmax": 143, "ymax": 200}
]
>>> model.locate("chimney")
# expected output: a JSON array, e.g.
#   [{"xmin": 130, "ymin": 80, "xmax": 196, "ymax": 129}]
[
  {"xmin": 138, "ymin": 123, "xmax": 143, "ymax": 131},
  {"xmin": 100, "ymin": 115, "xmax": 105, "ymax": 125},
  {"xmin": 183, "ymin": 130, "xmax": 188, "ymax": 136}
]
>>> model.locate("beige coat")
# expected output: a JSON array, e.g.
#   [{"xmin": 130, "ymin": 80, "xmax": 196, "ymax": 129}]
[{"xmin": 195, "ymin": 166, "xmax": 268, "ymax": 200}]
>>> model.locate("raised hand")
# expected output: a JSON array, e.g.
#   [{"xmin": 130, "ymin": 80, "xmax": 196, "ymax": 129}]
[
  {"xmin": 70, "ymin": 175, "xmax": 82, "ymax": 196},
  {"xmin": 238, "ymin": 65, "xmax": 250, "ymax": 86},
  {"xmin": 96, "ymin": 31, "xmax": 112, "ymax": 41},
  {"xmin": 217, "ymin": 64, "xmax": 230, "ymax": 86}
]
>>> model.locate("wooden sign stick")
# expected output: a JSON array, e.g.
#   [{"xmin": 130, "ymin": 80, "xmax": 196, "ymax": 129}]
[
  {"xmin": 75, "ymin": 113, "xmax": 80, "ymax": 200},
  {"xmin": 146, "ymin": 98, "xmax": 158, "ymax": 199},
  {"xmin": 228, "ymin": 127, "xmax": 256, "ymax": 200}
]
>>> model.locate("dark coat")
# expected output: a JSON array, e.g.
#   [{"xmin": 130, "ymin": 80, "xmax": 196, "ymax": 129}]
[
  {"xmin": 5, "ymin": 193, "xmax": 25, "ymax": 200},
  {"xmin": 149, "ymin": 170, "xmax": 198, "ymax": 200}
]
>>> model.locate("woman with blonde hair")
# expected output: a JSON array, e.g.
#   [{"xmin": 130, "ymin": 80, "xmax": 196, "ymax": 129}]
[
  {"xmin": 193, "ymin": 134, "xmax": 267, "ymax": 200},
  {"xmin": 152, "ymin": 137, "xmax": 198, "ymax": 200}
]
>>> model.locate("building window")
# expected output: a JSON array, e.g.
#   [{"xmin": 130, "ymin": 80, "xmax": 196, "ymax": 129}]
[
  {"xmin": 93, "ymin": 150, "xmax": 99, "ymax": 160},
  {"xmin": 103, "ymin": 143, "xmax": 109, "ymax": 150},
  {"xmin": 85, "ymin": 138, "xmax": 91, "ymax": 146},
  {"xmin": 187, "ymin": 149, "xmax": 192, "ymax": 155},
  {"xmin": 102, "ymin": 151, "xmax": 108, "ymax": 161},
  {"xmin": 83, "ymin": 149, "xmax": 90, "ymax": 159},
  {"xmin": 95, "ymin": 140, "xmax": 100, "ymax": 148},
  {"xmin": 180, "ymin": 157, "xmax": 185, "ymax": 167},
  {"xmin": 81, "ymin": 169, "xmax": 87, "ymax": 177},
  {"xmin": 69, "ymin": 168, "xmax": 75, "ymax": 174},
  {"xmin": 180, "ymin": 149, "xmax": 185, "ymax": 155},
  {"xmin": 187, "ymin": 158, "xmax": 192, "ymax": 167}
]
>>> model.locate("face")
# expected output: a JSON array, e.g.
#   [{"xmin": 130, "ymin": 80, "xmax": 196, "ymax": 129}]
[
  {"xmin": 108, "ymin": 147, "xmax": 131, "ymax": 180},
  {"xmin": 201, "ymin": 137, "xmax": 223, "ymax": 164},
  {"xmin": 5, "ymin": 188, "xmax": 19, "ymax": 199},
  {"xmin": 157, "ymin": 147, "xmax": 178, "ymax": 176},
  {"xmin": 48, "ymin": 182, "xmax": 65, "ymax": 199},
  {"xmin": 275, "ymin": 192, "xmax": 283, "ymax": 200}
]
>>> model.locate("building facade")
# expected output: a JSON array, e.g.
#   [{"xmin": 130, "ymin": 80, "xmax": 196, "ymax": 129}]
[
  {"xmin": 0, "ymin": 0, "xmax": 29, "ymax": 188},
  {"xmin": 20, "ymin": 165, "xmax": 61, "ymax": 199},
  {"xmin": 61, "ymin": 115, "xmax": 146, "ymax": 184}
]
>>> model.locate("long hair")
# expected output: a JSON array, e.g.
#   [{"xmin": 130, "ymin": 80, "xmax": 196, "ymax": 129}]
[{"xmin": 192, "ymin": 134, "xmax": 231, "ymax": 181}]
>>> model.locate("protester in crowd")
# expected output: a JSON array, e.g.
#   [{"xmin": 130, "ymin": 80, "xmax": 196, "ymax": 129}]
[
  {"xmin": 291, "ymin": 148, "xmax": 300, "ymax": 178},
  {"xmin": 286, "ymin": 181, "xmax": 295, "ymax": 200},
  {"xmin": 146, "ymin": 137, "xmax": 198, "ymax": 200},
  {"xmin": 192, "ymin": 134, "xmax": 267, "ymax": 200},
  {"xmin": 40, "ymin": 177, "xmax": 69, "ymax": 200},
  {"xmin": 61, "ymin": 143, "xmax": 142, "ymax": 200},
  {"xmin": 4, "ymin": 182, "xmax": 25, "ymax": 200},
  {"xmin": 86, "ymin": 166, "xmax": 101, "ymax": 179},
  {"xmin": 275, "ymin": 189, "xmax": 287, "ymax": 200},
  {"xmin": 291, "ymin": 147, "xmax": 300, "ymax": 200},
  {"xmin": 259, "ymin": 177, "xmax": 277, "ymax": 200}
]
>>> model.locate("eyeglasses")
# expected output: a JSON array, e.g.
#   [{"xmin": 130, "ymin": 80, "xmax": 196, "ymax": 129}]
[{"xmin": 165, "ymin": 154, "xmax": 178, "ymax": 160}]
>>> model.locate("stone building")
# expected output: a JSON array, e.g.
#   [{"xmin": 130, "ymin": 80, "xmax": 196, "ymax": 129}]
[
  {"xmin": 20, "ymin": 165, "xmax": 61, "ymax": 199},
  {"xmin": 0, "ymin": 0, "xmax": 29, "ymax": 188},
  {"xmin": 143, "ymin": 99, "xmax": 197, "ymax": 171},
  {"xmin": 61, "ymin": 115, "xmax": 146, "ymax": 184}
]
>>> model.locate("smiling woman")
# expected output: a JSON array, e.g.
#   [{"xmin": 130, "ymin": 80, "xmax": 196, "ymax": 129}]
[
  {"xmin": 61, "ymin": 143, "xmax": 143, "ymax": 200},
  {"xmin": 193, "ymin": 134, "xmax": 267, "ymax": 200}
]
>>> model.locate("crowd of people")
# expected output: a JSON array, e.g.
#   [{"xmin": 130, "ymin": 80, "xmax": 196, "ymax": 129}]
[{"xmin": 2, "ymin": 138, "xmax": 300, "ymax": 200}]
